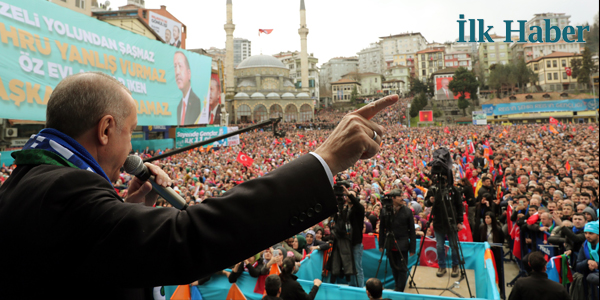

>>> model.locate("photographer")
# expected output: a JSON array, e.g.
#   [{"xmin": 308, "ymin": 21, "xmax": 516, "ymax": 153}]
[
  {"xmin": 425, "ymin": 185, "xmax": 464, "ymax": 278},
  {"xmin": 378, "ymin": 189, "xmax": 416, "ymax": 292},
  {"xmin": 457, "ymin": 178, "xmax": 476, "ymax": 237},
  {"xmin": 327, "ymin": 184, "xmax": 365, "ymax": 287}
]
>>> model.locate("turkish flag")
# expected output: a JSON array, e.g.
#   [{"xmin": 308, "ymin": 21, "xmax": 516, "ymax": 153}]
[
  {"xmin": 444, "ymin": 127, "xmax": 450, "ymax": 134},
  {"xmin": 419, "ymin": 237, "xmax": 448, "ymax": 268},
  {"xmin": 506, "ymin": 204, "xmax": 513, "ymax": 234},
  {"xmin": 565, "ymin": 67, "xmax": 572, "ymax": 76},
  {"xmin": 511, "ymin": 225, "xmax": 522, "ymax": 260},
  {"xmin": 549, "ymin": 117, "xmax": 558, "ymax": 125},
  {"xmin": 298, "ymin": 134, "xmax": 304, "ymax": 138},
  {"xmin": 363, "ymin": 234, "xmax": 376, "ymax": 250},
  {"xmin": 258, "ymin": 29, "xmax": 273, "ymax": 35},
  {"xmin": 458, "ymin": 203, "xmax": 473, "ymax": 242},
  {"xmin": 285, "ymin": 138, "xmax": 292, "ymax": 144},
  {"xmin": 236, "ymin": 151, "xmax": 254, "ymax": 167}
]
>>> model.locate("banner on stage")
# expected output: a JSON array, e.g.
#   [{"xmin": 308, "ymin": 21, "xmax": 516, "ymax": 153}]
[
  {"xmin": 175, "ymin": 127, "xmax": 239, "ymax": 148},
  {"xmin": 482, "ymin": 99, "xmax": 599, "ymax": 116},
  {"xmin": 472, "ymin": 110, "xmax": 487, "ymax": 125}
]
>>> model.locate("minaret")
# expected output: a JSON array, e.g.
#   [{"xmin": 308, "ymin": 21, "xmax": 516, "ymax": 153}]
[
  {"xmin": 298, "ymin": 0, "xmax": 309, "ymax": 92},
  {"xmin": 224, "ymin": 0, "xmax": 235, "ymax": 96}
]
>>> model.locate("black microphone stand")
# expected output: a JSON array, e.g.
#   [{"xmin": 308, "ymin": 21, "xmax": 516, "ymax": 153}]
[{"xmin": 143, "ymin": 117, "xmax": 285, "ymax": 163}]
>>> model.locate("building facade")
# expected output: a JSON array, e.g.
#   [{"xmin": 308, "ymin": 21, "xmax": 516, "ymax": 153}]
[
  {"xmin": 331, "ymin": 79, "xmax": 361, "ymax": 103},
  {"xmin": 273, "ymin": 51, "xmax": 320, "ymax": 99},
  {"xmin": 383, "ymin": 66, "xmax": 409, "ymax": 95},
  {"xmin": 49, "ymin": 0, "xmax": 92, "ymax": 16},
  {"xmin": 526, "ymin": 52, "xmax": 583, "ymax": 91},
  {"xmin": 234, "ymin": 38, "xmax": 252, "ymax": 67},
  {"xmin": 357, "ymin": 43, "xmax": 385, "ymax": 74},
  {"xmin": 511, "ymin": 41, "xmax": 583, "ymax": 63},
  {"xmin": 319, "ymin": 57, "xmax": 359, "ymax": 92},
  {"xmin": 478, "ymin": 35, "xmax": 512, "ymax": 79},
  {"xmin": 342, "ymin": 72, "xmax": 384, "ymax": 96},
  {"xmin": 444, "ymin": 52, "xmax": 472, "ymax": 70},
  {"xmin": 379, "ymin": 32, "xmax": 428, "ymax": 65},
  {"xmin": 525, "ymin": 13, "xmax": 572, "ymax": 42},
  {"xmin": 231, "ymin": 55, "xmax": 313, "ymax": 123},
  {"xmin": 416, "ymin": 49, "xmax": 445, "ymax": 82}
]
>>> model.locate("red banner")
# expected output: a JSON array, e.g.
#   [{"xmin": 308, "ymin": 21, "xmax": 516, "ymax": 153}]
[
  {"xmin": 419, "ymin": 237, "xmax": 448, "ymax": 268},
  {"xmin": 549, "ymin": 117, "xmax": 558, "ymax": 125},
  {"xmin": 419, "ymin": 111, "xmax": 433, "ymax": 122}
]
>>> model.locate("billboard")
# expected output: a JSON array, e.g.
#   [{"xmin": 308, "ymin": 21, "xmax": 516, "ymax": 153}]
[
  {"xmin": 419, "ymin": 110, "xmax": 433, "ymax": 122},
  {"xmin": 482, "ymin": 99, "xmax": 599, "ymax": 116},
  {"xmin": 0, "ymin": 0, "xmax": 211, "ymax": 126},
  {"xmin": 207, "ymin": 73, "xmax": 222, "ymax": 125},
  {"xmin": 175, "ymin": 127, "xmax": 239, "ymax": 148},
  {"xmin": 435, "ymin": 77, "xmax": 471, "ymax": 100},
  {"xmin": 472, "ymin": 110, "xmax": 487, "ymax": 125},
  {"xmin": 148, "ymin": 12, "xmax": 182, "ymax": 48}
]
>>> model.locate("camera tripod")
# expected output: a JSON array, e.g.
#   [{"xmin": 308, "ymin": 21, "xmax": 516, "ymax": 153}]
[
  {"xmin": 374, "ymin": 207, "xmax": 415, "ymax": 291},
  {"xmin": 408, "ymin": 173, "xmax": 473, "ymax": 298}
]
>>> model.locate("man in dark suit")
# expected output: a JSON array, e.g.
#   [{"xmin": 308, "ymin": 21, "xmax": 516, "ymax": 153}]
[
  {"xmin": 174, "ymin": 51, "xmax": 201, "ymax": 125},
  {"xmin": 0, "ymin": 71, "xmax": 398, "ymax": 299},
  {"xmin": 508, "ymin": 251, "xmax": 570, "ymax": 300},
  {"xmin": 209, "ymin": 76, "xmax": 222, "ymax": 125}
]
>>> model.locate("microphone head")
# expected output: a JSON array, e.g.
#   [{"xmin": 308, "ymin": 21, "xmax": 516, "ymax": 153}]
[{"xmin": 123, "ymin": 155, "xmax": 145, "ymax": 176}]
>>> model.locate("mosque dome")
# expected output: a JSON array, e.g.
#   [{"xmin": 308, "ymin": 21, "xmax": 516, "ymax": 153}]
[
  {"xmin": 266, "ymin": 92, "xmax": 281, "ymax": 99},
  {"xmin": 296, "ymin": 92, "xmax": 310, "ymax": 98},
  {"xmin": 234, "ymin": 92, "xmax": 249, "ymax": 99},
  {"xmin": 237, "ymin": 55, "xmax": 287, "ymax": 69},
  {"xmin": 281, "ymin": 92, "xmax": 296, "ymax": 99},
  {"xmin": 250, "ymin": 92, "xmax": 265, "ymax": 99}
]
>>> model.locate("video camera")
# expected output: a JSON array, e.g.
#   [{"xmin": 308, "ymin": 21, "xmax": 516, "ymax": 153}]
[{"xmin": 333, "ymin": 180, "xmax": 352, "ymax": 197}]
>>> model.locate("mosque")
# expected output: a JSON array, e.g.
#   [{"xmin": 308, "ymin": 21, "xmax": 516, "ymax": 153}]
[{"xmin": 223, "ymin": 0, "xmax": 314, "ymax": 124}]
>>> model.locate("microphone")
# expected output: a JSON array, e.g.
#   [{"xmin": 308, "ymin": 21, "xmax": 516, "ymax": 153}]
[{"xmin": 123, "ymin": 155, "xmax": 188, "ymax": 210}]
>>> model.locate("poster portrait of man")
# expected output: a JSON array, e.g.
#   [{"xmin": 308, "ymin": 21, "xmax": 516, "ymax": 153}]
[
  {"xmin": 174, "ymin": 51, "xmax": 201, "ymax": 125},
  {"xmin": 171, "ymin": 25, "xmax": 181, "ymax": 48},
  {"xmin": 208, "ymin": 74, "xmax": 222, "ymax": 125},
  {"xmin": 436, "ymin": 77, "xmax": 454, "ymax": 100}
]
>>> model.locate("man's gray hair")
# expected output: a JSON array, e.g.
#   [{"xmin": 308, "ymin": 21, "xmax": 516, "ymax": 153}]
[{"xmin": 46, "ymin": 72, "xmax": 132, "ymax": 138}]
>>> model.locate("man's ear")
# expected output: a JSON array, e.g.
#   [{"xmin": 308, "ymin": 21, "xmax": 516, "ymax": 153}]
[{"xmin": 96, "ymin": 115, "xmax": 115, "ymax": 146}]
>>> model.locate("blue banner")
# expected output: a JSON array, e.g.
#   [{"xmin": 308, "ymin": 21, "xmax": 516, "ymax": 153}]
[
  {"xmin": 0, "ymin": 0, "xmax": 212, "ymax": 125},
  {"xmin": 482, "ymin": 98, "xmax": 599, "ymax": 116}
]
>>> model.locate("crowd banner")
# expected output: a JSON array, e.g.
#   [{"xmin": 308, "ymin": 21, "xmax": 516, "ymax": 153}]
[
  {"xmin": 0, "ymin": 0, "xmax": 212, "ymax": 125},
  {"xmin": 175, "ymin": 127, "xmax": 239, "ymax": 148},
  {"xmin": 472, "ymin": 110, "xmax": 487, "ymax": 125},
  {"xmin": 482, "ymin": 99, "xmax": 599, "ymax": 116},
  {"xmin": 165, "ymin": 240, "xmax": 499, "ymax": 300}
]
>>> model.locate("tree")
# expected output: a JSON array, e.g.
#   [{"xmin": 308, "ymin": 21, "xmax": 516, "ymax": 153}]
[
  {"xmin": 570, "ymin": 57, "xmax": 582, "ymax": 80},
  {"xmin": 448, "ymin": 67, "xmax": 480, "ymax": 110},
  {"xmin": 350, "ymin": 86, "xmax": 358, "ymax": 104},
  {"xmin": 458, "ymin": 98, "xmax": 470, "ymax": 116},
  {"xmin": 577, "ymin": 47, "xmax": 597, "ymax": 87},
  {"xmin": 409, "ymin": 92, "xmax": 427, "ymax": 117},
  {"xmin": 488, "ymin": 63, "xmax": 516, "ymax": 97},
  {"xmin": 583, "ymin": 13, "xmax": 599, "ymax": 53},
  {"xmin": 432, "ymin": 102, "xmax": 443, "ymax": 118}
]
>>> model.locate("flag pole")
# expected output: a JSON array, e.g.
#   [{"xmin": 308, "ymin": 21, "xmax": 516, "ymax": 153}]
[{"xmin": 143, "ymin": 117, "xmax": 284, "ymax": 163}]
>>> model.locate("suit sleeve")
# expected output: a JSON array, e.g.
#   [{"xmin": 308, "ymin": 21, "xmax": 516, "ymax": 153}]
[
  {"xmin": 407, "ymin": 209, "xmax": 416, "ymax": 253},
  {"xmin": 44, "ymin": 154, "xmax": 337, "ymax": 287}
]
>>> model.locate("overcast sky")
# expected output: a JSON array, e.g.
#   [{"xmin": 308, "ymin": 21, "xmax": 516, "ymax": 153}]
[{"xmin": 112, "ymin": 0, "xmax": 598, "ymax": 66}]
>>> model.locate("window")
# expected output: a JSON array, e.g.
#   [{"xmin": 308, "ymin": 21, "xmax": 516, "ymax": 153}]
[
  {"xmin": 561, "ymin": 59, "xmax": 566, "ymax": 67},
  {"xmin": 75, "ymin": 0, "xmax": 85, "ymax": 9},
  {"xmin": 563, "ymin": 72, "xmax": 567, "ymax": 79},
  {"xmin": 534, "ymin": 64, "xmax": 538, "ymax": 71},
  {"xmin": 374, "ymin": 78, "xmax": 377, "ymax": 83},
  {"xmin": 446, "ymin": 62, "xmax": 453, "ymax": 67},
  {"xmin": 554, "ymin": 73, "xmax": 558, "ymax": 80},
  {"xmin": 489, "ymin": 46, "xmax": 496, "ymax": 50},
  {"xmin": 547, "ymin": 73, "xmax": 552, "ymax": 80},
  {"xmin": 421, "ymin": 62, "xmax": 426, "ymax": 68},
  {"xmin": 552, "ymin": 60, "xmax": 557, "ymax": 68},
  {"xmin": 547, "ymin": 60, "xmax": 551, "ymax": 68},
  {"xmin": 490, "ymin": 53, "xmax": 496, "ymax": 58},
  {"xmin": 500, "ymin": 53, "xmax": 506, "ymax": 58},
  {"xmin": 422, "ymin": 70, "xmax": 426, "ymax": 75},
  {"xmin": 420, "ymin": 54, "xmax": 425, "ymax": 60},
  {"xmin": 499, "ymin": 45, "xmax": 506, "ymax": 50}
]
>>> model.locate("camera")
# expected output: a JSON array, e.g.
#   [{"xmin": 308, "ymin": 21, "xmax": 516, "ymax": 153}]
[{"xmin": 333, "ymin": 180, "xmax": 352, "ymax": 197}]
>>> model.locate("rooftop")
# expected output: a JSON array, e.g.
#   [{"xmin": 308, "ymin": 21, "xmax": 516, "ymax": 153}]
[
  {"xmin": 527, "ymin": 51, "xmax": 582, "ymax": 63},
  {"xmin": 432, "ymin": 67, "xmax": 459, "ymax": 75},
  {"xmin": 331, "ymin": 78, "xmax": 361, "ymax": 85},
  {"xmin": 236, "ymin": 55, "xmax": 287, "ymax": 69},
  {"xmin": 416, "ymin": 49, "xmax": 444, "ymax": 54},
  {"xmin": 379, "ymin": 32, "xmax": 426, "ymax": 40}
]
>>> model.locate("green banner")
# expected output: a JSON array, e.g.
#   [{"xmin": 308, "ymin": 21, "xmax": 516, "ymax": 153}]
[
  {"xmin": 0, "ymin": 0, "xmax": 212, "ymax": 125},
  {"xmin": 175, "ymin": 127, "xmax": 239, "ymax": 148}
]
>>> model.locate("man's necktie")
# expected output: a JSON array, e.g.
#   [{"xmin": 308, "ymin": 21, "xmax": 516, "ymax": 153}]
[
  {"xmin": 181, "ymin": 102, "xmax": 186, "ymax": 125},
  {"xmin": 210, "ymin": 113, "xmax": 214, "ymax": 124},
  {"xmin": 445, "ymin": 90, "xmax": 449, "ymax": 99}
]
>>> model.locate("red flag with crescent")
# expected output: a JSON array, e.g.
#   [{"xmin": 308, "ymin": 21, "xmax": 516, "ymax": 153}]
[
  {"xmin": 237, "ymin": 151, "xmax": 254, "ymax": 167},
  {"xmin": 258, "ymin": 29, "xmax": 273, "ymax": 36},
  {"xmin": 419, "ymin": 237, "xmax": 448, "ymax": 268}
]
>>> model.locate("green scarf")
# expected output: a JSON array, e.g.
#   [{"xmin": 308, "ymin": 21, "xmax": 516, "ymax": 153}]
[{"xmin": 13, "ymin": 149, "xmax": 79, "ymax": 169}]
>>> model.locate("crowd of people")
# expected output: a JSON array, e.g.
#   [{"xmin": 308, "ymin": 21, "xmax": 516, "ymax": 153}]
[{"xmin": 1, "ymin": 95, "xmax": 598, "ymax": 299}]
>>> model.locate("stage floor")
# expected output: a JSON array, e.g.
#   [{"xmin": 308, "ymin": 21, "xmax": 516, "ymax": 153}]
[{"xmin": 403, "ymin": 266, "xmax": 476, "ymax": 298}]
